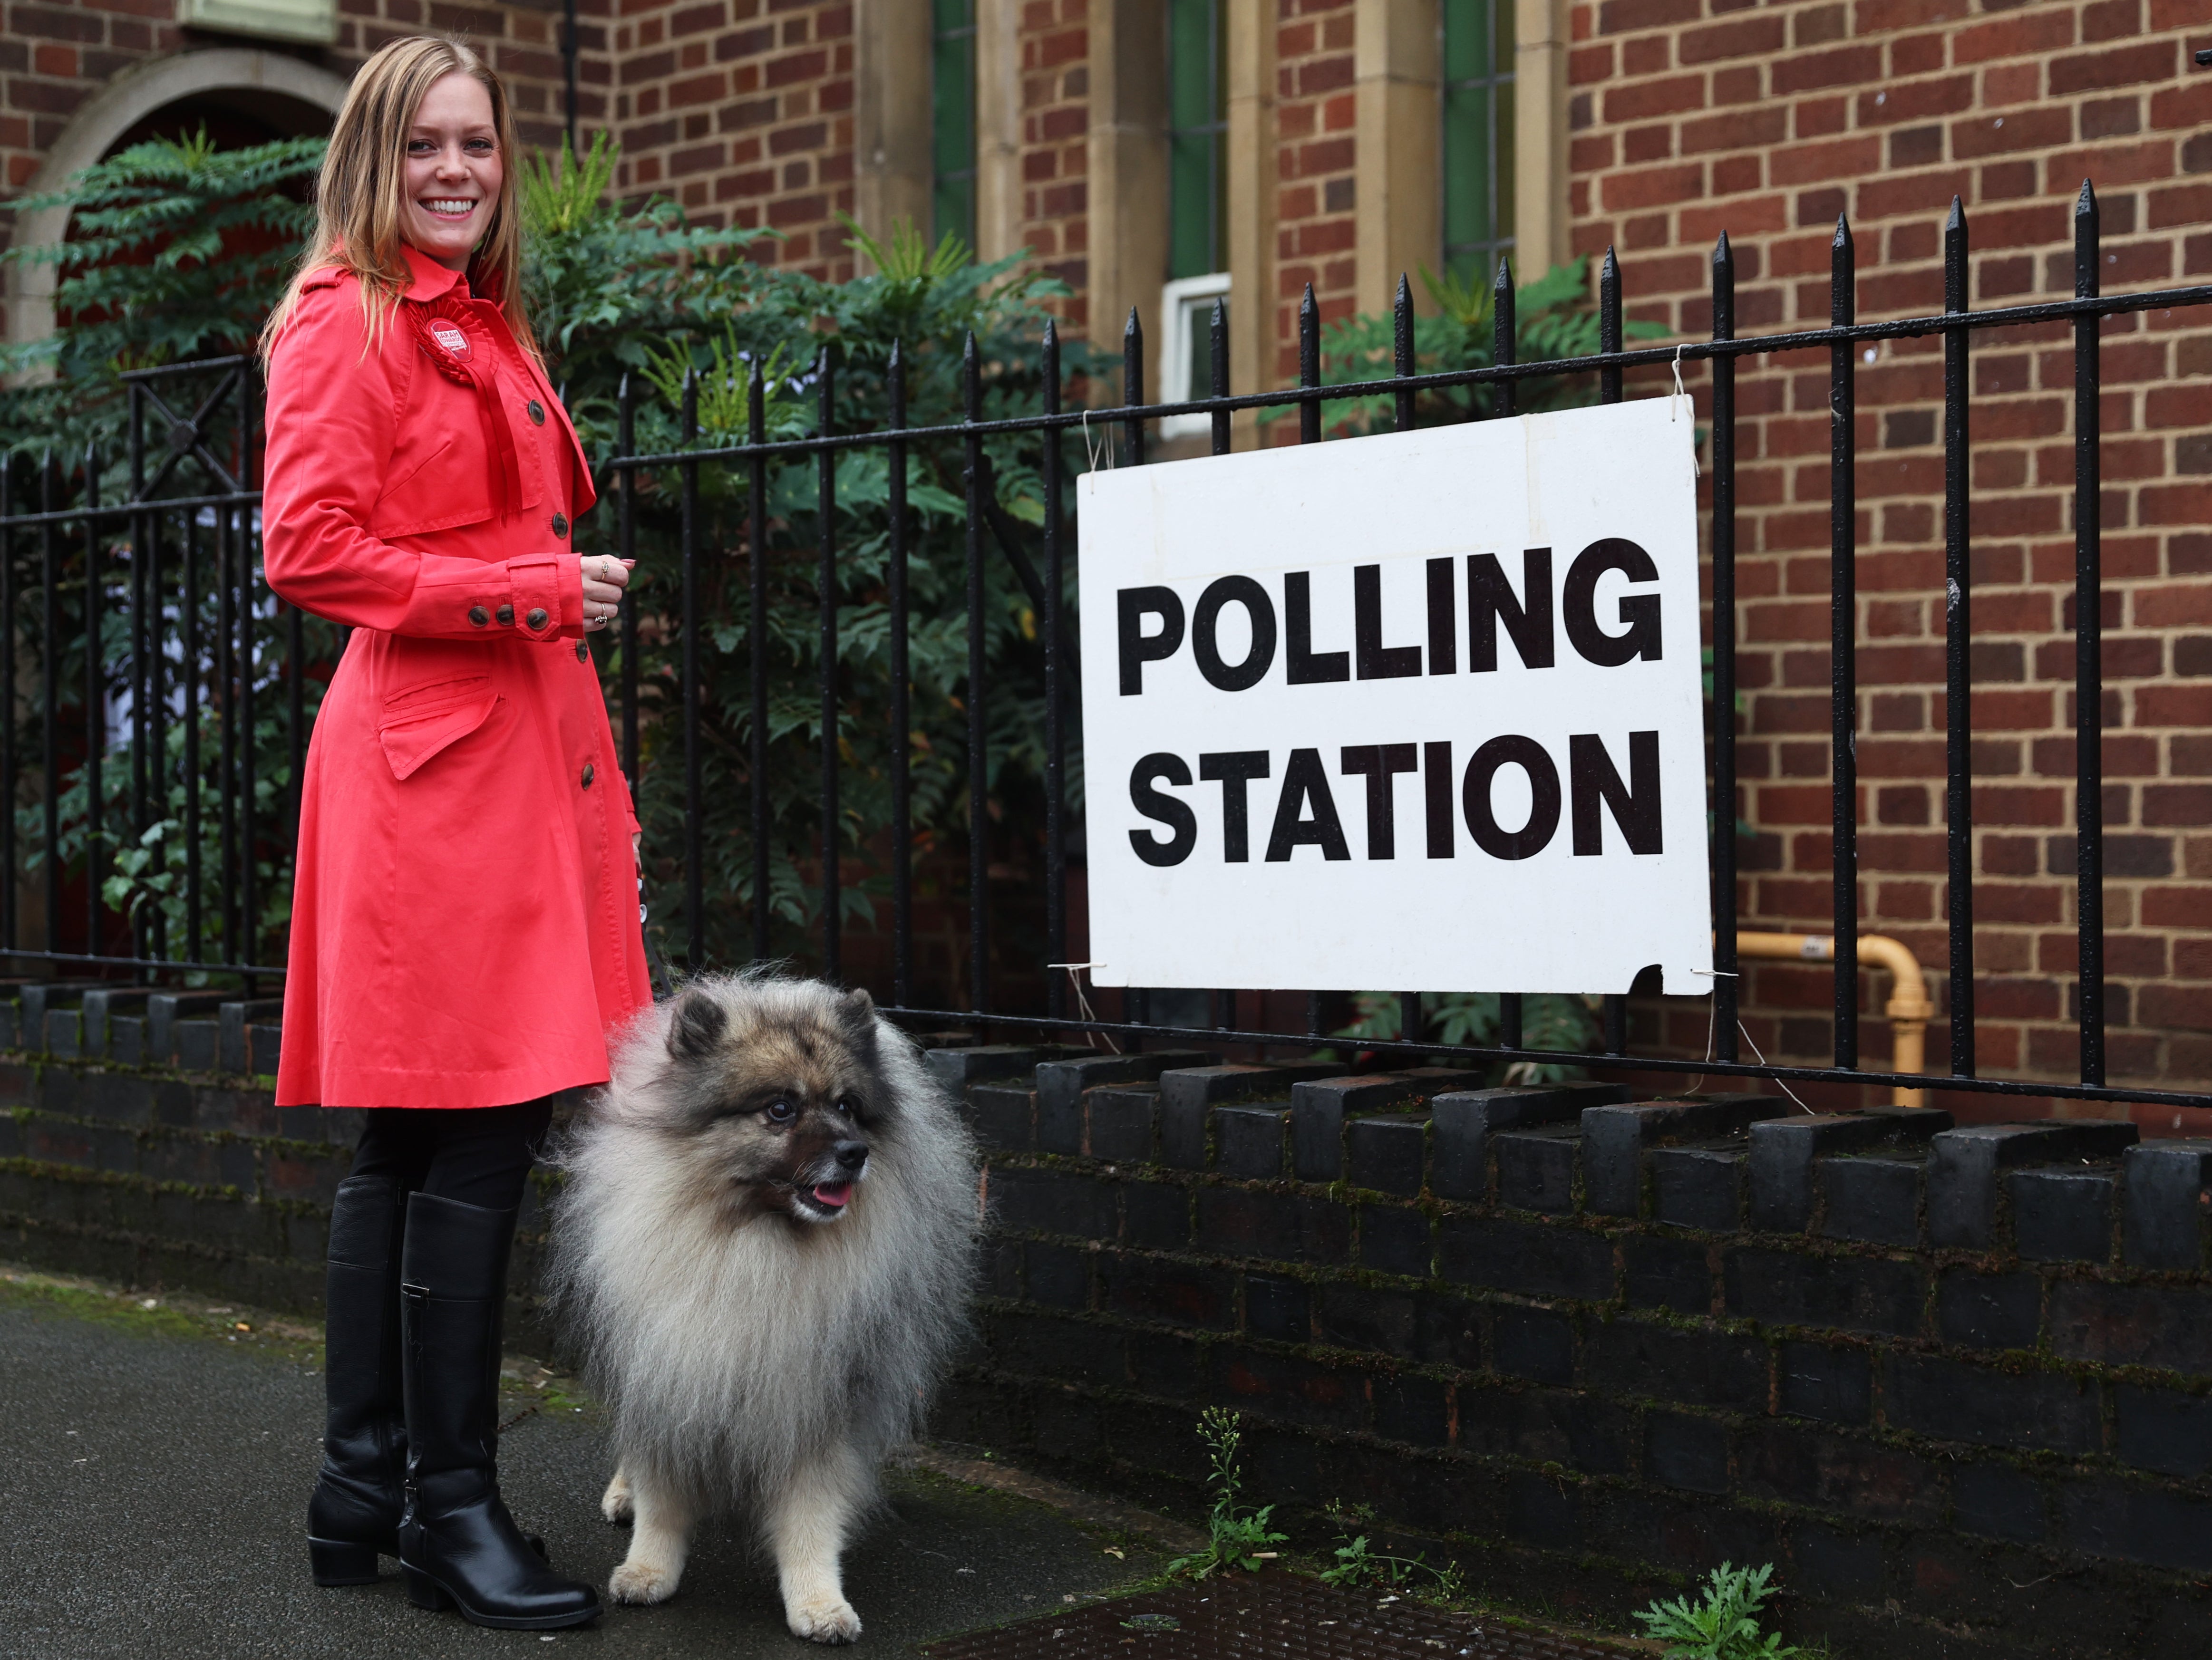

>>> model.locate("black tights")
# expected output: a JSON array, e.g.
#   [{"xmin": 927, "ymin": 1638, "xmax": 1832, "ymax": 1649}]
[{"xmin": 348, "ymin": 1099, "xmax": 554, "ymax": 1213}]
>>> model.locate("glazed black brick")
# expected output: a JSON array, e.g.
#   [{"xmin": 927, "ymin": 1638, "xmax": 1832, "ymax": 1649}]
[
  {"xmin": 1085, "ymin": 1087, "xmax": 1160, "ymax": 1163},
  {"xmin": 1243, "ymin": 1273, "xmax": 1310, "ymax": 1342},
  {"xmin": 1493, "ymin": 1305, "xmax": 1574, "ymax": 1385},
  {"xmin": 993, "ymin": 1309, "xmax": 1127, "ymax": 1386},
  {"xmin": 988, "ymin": 1168, "xmax": 1117, "ymax": 1239},
  {"xmin": 1650, "ymin": 1142, "xmax": 1745, "ymax": 1232},
  {"xmin": 1437, "ymin": 1216, "xmax": 1615, "ymax": 1301},
  {"xmin": 1345, "ymin": 1114, "xmax": 1426, "ymax": 1196},
  {"xmin": 1429, "ymin": 1083, "xmax": 1622, "ymax": 1201},
  {"xmin": 1130, "ymin": 1329, "xmax": 1207, "ymax": 1399},
  {"xmin": 1411, "ymin": 1293, "xmax": 1484, "ymax": 1371},
  {"xmin": 1358, "ymin": 1205, "xmax": 1431, "ymax": 1277},
  {"xmin": 1790, "ymin": 1523, "xmax": 1886, "ymax": 1602},
  {"xmin": 1586, "ymin": 1318, "xmax": 1767, "ymax": 1411},
  {"xmin": 1725, "ymin": 1247, "xmax": 1925, "ymax": 1337},
  {"xmin": 1885, "ymin": 1353, "xmax": 2101, "ymax": 1454},
  {"xmin": 1212, "ymin": 1105, "xmax": 1289, "ymax": 1179},
  {"xmin": 1644, "ymin": 1411, "xmax": 1729, "ymax": 1495},
  {"xmin": 1819, "ymin": 1156, "xmax": 1922, "ymax": 1246},
  {"xmin": 1928, "ymin": 1121, "xmax": 2138, "ymax": 1249},
  {"xmin": 1506, "ymin": 1468, "xmax": 1583, "ymax": 1550},
  {"xmin": 1213, "ymin": 1345, "xmax": 1368, "ymax": 1430},
  {"xmin": 1622, "ymin": 1234, "xmax": 1712, "ymax": 1313},
  {"xmin": 1581, "ymin": 1095, "xmax": 1786, "ymax": 1217},
  {"xmin": 1937, "ymin": 1270, "xmax": 2040, "ymax": 1351},
  {"xmin": 966, "ymin": 1085, "xmax": 1035, "ymax": 1153},
  {"xmin": 2115, "ymin": 1384, "xmax": 2212, "ymax": 1478},
  {"xmin": 1022, "ymin": 1242, "xmax": 1090, "ymax": 1310},
  {"xmin": 1952, "ymin": 1459, "xmax": 2050, "ymax": 1544},
  {"xmin": 1494, "ymin": 1126, "xmax": 1579, "ymax": 1213},
  {"xmin": 1314, "ymin": 1280, "xmax": 1418, "ymax": 1356},
  {"xmin": 1036, "ymin": 1051, "xmax": 1213, "ymax": 1155},
  {"xmin": 2060, "ymin": 1479, "xmax": 2212, "ymax": 1573},
  {"xmin": 2011, "ymin": 1167, "xmax": 2115, "ymax": 1263},
  {"xmin": 1195, "ymin": 1188, "xmax": 1350, "ymax": 1265},
  {"xmin": 1458, "ymin": 1383, "xmax": 1631, "ymax": 1476},
  {"xmin": 1747, "ymin": 1108, "xmax": 1951, "ymax": 1233},
  {"xmin": 1738, "ymin": 1423, "xmax": 1943, "ymax": 1526},
  {"xmin": 983, "ymin": 1240, "xmax": 1020, "ymax": 1298},
  {"xmin": 2048, "ymin": 1281, "xmax": 2212, "ymax": 1371},
  {"xmin": 1374, "ymin": 1373, "xmax": 1450, "ymax": 1447},
  {"xmin": 1122, "ymin": 1181, "xmax": 1190, "ymax": 1249},
  {"xmin": 1777, "ymin": 1340, "xmax": 1871, "ymax": 1425},
  {"xmin": 1158, "ymin": 1062, "xmax": 1339, "ymax": 1114},
  {"xmin": 2122, "ymin": 1140, "xmax": 2212, "ymax": 1270}
]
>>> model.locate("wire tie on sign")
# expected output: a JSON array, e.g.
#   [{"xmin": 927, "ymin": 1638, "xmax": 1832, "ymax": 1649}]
[
  {"xmin": 1673, "ymin": 345, "xmax": 1701, "ymax": 479},
  {"xmin": 1047, "ymin": 962, "xmax": 1120, "ymax": 1053},
  {"xmin": 1081, "ymin": 408, "xmax": 1112, "ymax": 474}
]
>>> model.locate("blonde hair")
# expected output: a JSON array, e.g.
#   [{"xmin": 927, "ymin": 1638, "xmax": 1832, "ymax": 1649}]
[{"xmin": 261, "ymin": 36, "xmax": 534, "ymax": 361}]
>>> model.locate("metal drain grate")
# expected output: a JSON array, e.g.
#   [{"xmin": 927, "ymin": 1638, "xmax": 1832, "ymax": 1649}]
[{"xmin": 922, "ymin": 1575, "xmax": 1643, "ymax": 1660}]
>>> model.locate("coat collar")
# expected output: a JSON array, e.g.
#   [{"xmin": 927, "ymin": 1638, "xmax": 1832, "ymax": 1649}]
[{"xmin": 400, "ymin": 243, "xmax": 471, "ymax": 303}]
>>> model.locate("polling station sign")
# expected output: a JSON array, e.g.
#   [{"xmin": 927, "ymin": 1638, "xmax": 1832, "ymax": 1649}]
[{"xmin": 1076, "ymin": 396, "xmax": 1713, "ymax": 996}]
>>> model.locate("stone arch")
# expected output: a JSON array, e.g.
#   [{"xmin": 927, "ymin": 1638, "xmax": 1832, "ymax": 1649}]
[{"xmin": 7, "ymin": 48, "xmax": 351, "ymax": 352}]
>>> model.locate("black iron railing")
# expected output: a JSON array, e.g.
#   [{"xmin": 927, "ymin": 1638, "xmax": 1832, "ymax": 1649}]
[{"xmin": 3, "ymin": 183, "xmax": 2209, "ymax": 1110}]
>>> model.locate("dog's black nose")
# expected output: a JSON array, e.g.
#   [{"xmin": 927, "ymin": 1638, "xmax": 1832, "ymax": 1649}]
[{"xmin": 833, "ymin": 1140, "xmax": 868, "ymax": 1171}]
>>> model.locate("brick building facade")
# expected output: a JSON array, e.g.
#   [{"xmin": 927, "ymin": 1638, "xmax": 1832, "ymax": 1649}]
[{"xmin": 0, "ymin": 0, "xmax": 2206, "ymax": 1111}]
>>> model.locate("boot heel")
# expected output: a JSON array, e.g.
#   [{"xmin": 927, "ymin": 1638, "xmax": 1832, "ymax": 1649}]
[
  {"xmin": 404, "ymin": 1565, "xmax": 454, "ymax": 1611},
  {"xmin": 309, "ymin": 1538, "xmax": 380, "ymax": 1586}
]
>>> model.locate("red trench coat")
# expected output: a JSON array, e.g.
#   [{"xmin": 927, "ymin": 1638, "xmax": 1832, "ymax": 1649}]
[{"xmin": 264, "ymin": 245, "xmax": 651, "ymax": 1110}]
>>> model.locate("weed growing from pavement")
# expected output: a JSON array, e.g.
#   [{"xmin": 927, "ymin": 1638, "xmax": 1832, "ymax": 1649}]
[
  {"xmin": 1316, "ymin": 1501, "xmax": 1466, "ymax": 1599},
  {"xmin": 1164, "ymin": 1408, "xmax": 1288, "ymax": 1581},
  {"xmin": 1634, "ymin": 1562, "xmax": 1808, "ymax": 1660}
]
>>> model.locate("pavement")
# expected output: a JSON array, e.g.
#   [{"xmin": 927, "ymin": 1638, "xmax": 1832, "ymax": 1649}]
[{"xmin": 0, "ymin": 1268, "xmax": 1173, "ymax": 1660}]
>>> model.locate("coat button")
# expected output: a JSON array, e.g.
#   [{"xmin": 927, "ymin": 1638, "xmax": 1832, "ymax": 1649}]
[
  {"xmin": 551, "ymin": 512, "xmax": 569, "ymax": 537},
  {"xmin": 467, "ymin": 606, "xmax": 489, "ymax": 627},
  {"xmin": 496, "ymin": 603, "xmax": 514, "ymax": 627},
  {"xmin": 581, "ymin": 763, "xmax": 595, "ymax": 789},
  {"xmin": 527, "ymin": 400, "xmax": 545, "ymax": 425},
  {"xmin": 576, "ymin": 640, "xmax": 589, "ymax": 662},
  {"xmin": 526, "ymin": 608, "xmax": 549, "ymax": 631}
]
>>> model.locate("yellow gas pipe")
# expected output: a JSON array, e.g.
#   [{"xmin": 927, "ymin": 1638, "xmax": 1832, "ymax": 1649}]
[{"xmin": 1731, "ymin": 932, "xmax": 1934, "ymax": 1109}]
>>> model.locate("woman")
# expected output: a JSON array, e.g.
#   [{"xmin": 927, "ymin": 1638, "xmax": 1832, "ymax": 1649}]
[{"xmin": 261, "ymin": 36, "xmax": 649, "ymax": 1632}]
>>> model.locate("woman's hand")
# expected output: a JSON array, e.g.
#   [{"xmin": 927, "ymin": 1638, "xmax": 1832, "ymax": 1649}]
[{"xmin": 582, "ymin": 555, "xmax": 634, "ymax": 632}]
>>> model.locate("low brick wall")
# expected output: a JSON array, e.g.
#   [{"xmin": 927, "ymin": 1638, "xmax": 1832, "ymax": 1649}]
[
  {"xmin": 5, "ymin": 994, "xmax": 2210, "ymax": 1658},
  {"xmin": 932, "ymin": 1043, "xmax": 2212, "ymax": 1660}
]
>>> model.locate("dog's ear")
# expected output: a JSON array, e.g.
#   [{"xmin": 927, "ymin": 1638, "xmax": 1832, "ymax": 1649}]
[
  {"xmin": 837, "ymin": 986, "xmax": 881, "ymax": 1058},
  {"xmin": 666, "ymin": 988, "xmax": 728, "ymax": 1061},
  {"xmin": 843, "ymin": 986, "xmax": 875, "ymax": 1019}
]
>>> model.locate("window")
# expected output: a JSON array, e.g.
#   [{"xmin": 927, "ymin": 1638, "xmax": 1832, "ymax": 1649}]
[
  {"xmin": 1166, "ymin": 0, "xmax": 1226, "ymax": 282},
  {"xmin": 1441, "ymin": 0, "xmax": 1514, "ymax": 281},
  {"xmin": 931, "ymin": 0, "xmax": 977, "ymax": 248},
  {"xmin": 1162, "ymin": 0, "xmax": 1226, "ymax": 435},
  {"xmin": 180, "ymin": 0, "xmax": 335, "ymax": 43}
]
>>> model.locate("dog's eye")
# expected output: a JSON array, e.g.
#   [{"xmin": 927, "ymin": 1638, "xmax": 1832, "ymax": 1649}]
[
  {"xmin": 834, "ymin": 1097, "xmax": 854, "ymax": 1117},
  {"xmin": 765, "ymin": 1100, "xmax": 796, "ymax": 1123}
]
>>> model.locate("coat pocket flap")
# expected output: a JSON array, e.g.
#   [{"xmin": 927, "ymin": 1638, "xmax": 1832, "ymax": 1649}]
[{"xmin": 379, "ymin": 678, "xmax": 498, "ymax": 780}]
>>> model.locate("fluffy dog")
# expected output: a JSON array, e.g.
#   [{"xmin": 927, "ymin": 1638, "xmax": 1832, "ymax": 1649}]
[{"xmin": 545, "ymin": 972, "xmax": 978, "ymax": 1643}]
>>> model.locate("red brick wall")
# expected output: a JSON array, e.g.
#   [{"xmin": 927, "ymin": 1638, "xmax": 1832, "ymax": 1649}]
[
  {"xmin": 1012, "ymin": 0, "xmax": 1088, "ymax": 328},
  {"xmin": 1568, "ymin": 0, "xmax": 2212, "ymax": 1110},
  {"xmin": 1271, "ymin": 0, "xmax": 1355, "ymax": 379},
  {"xmin": 608, "ymin": 0, "xmax": 853, "ymax": 275}
]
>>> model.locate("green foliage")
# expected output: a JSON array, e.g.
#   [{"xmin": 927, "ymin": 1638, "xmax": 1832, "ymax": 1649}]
[
  {"xmin": 1633, "ymin": 1563, "xmax": 1802, "ymax": 1660},
  {"xmin": 1266, "ymin": 255, "xmax": 1671, "ymax": 435},
  {"xmin": 1165, "ymin": 1408, "xmax": 1288, "ymax": 1580},
  {"xmin": 1331, "ymin": 990, "xmax": 1601, "ymax": 1085},
  {"xmin": 1317, "ymin": 1501, "xmax": 1465, "ymax": 1599},
  {"xmin": 0, "ymin": 130, "xmax": 320, "ymax": 460}
]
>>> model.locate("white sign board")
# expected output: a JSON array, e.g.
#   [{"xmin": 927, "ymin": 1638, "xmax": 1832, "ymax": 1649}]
[{"xmin": 1076, "ymin": 397, "xmax": 1713, "ymax": 996}]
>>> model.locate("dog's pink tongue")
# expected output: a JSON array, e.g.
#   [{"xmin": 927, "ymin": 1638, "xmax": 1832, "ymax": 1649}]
[{"xmin": 813, "ymin": 1182, "xmax": 853, "ymax": 1208}]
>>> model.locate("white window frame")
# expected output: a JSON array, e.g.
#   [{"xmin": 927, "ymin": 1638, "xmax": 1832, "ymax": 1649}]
[{"xmin": 1158, "ymin": 270, "xmax": 1232, "ymax": 438}]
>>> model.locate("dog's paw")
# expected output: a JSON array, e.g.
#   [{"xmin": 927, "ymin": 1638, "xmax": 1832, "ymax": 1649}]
[
  {"xmin": 786, "ymin": 1595, "xmax": 862, "ymax": 1645},
  {"xmin": 608, "ymin": 1557, "xmax": 680, "ymax": 1605},
  {"xmin": 600, "ymin": 1473, "xmax": 634, "ymax": 1525}
]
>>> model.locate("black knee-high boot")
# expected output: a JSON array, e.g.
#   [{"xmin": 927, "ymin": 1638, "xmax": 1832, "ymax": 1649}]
[
  {"xmin": 396, "ymin": 1191, "xmax": 599, "ymax": 1630},
  {"xmin": 307, "ymin": 1175, "xmax": 408, "ymax": 1584}
]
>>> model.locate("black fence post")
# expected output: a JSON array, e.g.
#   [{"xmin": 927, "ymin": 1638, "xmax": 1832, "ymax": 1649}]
[
  {"xmin": 817, "ymin": 345, "xmax": 841, "ymax": 984},
  {"xmin": 1039, "ymin": 325, "xmax": 1063, "ymax": 1022},
  {"xmin": 1831, "ymin": 214, "xmax": 1859, "ymax": 1072},
  {"xmin": 747, "ymin": 365, "xmax": 770, "ymax": 963},
  {"xmin": 1943, "ymin": 197, "xmax": 1975, "ymax": 1079},
  {"xmin": 1711, "ymin": 232, "xmax": 1739, "ymax": 1064},
  {"xmin": 2074, "ymin": 180, "xmax": 2105, "ymax": 1086},
  {"xmin": 1493, "ymin": 258, "xmax": 1523, "ymax": 1054},
  {"xmin": 680, "ymin": 369, "xmax": 702, "ymax": 972},
  {"xmin": 1299, "ymin": 282, "xmax": 1323, "ymax": 1043},
  {"xmin": 964, "ymin": 332, "xmax": 990, "ymax": 1016},
  {"xmin": 890, "ymin": 340, "xmax": 914, "ymax": 1009}
]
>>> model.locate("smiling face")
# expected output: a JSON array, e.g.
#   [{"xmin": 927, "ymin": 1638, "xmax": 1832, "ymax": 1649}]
[{"xmin": 400, "ymin": 72, "xmax": 502, "ymax": 271}]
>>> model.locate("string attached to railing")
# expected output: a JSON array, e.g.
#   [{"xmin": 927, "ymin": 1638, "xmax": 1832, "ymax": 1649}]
[
  {"xmin": 1080, "ymin": 409, "xmax": 1113, "ymax": 475},
  {"xmin": 1047, "ymin": 961, "xmax": 1119, "ymax": 1052},
  {"xmin": 1673, "ymin": 344, "xmax": 1702, "ymax": 479}
]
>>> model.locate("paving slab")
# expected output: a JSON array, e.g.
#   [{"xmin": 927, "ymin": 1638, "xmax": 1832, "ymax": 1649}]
[{"xmin": 0, "ymin": 1271, "xmax": 1163, "ymax": 1659}]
